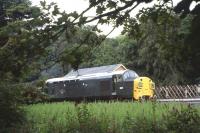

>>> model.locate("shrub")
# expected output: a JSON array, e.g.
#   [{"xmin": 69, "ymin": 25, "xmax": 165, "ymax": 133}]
[
  {"xmin": 122, "ymin": 111, "xmax": 165, "ymax": 133},
  {"xmin": 76, "ymin": 103, "xmax": 121, "ymax": 133},
  {"xmin": 0, "ymin": 82, "xmax": 25, "ymax": 132},
  {"xmin": 163, "ymin": 104, "xmax": 200, "ymax": 133},
  {"xmin": 21, "ymin": 80, "xmax": 49, "ymax": 104}
]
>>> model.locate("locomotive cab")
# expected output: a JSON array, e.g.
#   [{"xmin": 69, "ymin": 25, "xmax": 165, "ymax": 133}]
[{"xmin": 112, "ymin": 70, "xmax": 155, "ymax": 100}]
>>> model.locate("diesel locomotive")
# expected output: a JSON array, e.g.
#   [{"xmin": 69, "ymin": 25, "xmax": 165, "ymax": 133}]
[{"xmin": 45, "ymin": 64, "xmax": 155, "ymax": 100}]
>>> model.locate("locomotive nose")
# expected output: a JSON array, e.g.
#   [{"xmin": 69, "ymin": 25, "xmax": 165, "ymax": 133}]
[{"xmin": 133, "ymin": 77, "xmax": 155, "ymax": 100}]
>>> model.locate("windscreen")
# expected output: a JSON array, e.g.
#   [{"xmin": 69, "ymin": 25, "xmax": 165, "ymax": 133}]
[
  {"xmin": 123, "ymin": 70, "xmax": 139, "ymax": 80},
  {"xmin": 129, "ymin": 70, "xmax": 139, "ymax": 78}
]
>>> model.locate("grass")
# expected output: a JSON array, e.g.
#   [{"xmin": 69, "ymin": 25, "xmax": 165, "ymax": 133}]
[{"xmin": 20, "ymin": 101, "xmax": 200, "ymax": 133}]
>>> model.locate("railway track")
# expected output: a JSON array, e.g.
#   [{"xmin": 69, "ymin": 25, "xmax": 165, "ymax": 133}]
[{"xmin": 157, "ymin": 98, "xmax": 200, "ymax": 104}]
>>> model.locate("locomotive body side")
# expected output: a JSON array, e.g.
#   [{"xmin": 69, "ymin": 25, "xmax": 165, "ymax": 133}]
[
  {"xmin": 45, "ymin": 68, "xmax": 155, "ymax": 100},
  {"xmin": 47, "ymin": 77, "xmax": 113, "ymax": 100}
]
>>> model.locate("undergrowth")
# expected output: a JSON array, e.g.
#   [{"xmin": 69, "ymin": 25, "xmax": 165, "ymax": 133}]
[{"xmin": 16, "ymin": 101, "xmax": 200, "ymax": 133}]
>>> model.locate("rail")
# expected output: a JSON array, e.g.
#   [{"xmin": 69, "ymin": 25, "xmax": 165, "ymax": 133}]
[{"xmin": 157, "ymin": 98, "xmax": 200, "ymax": 104}]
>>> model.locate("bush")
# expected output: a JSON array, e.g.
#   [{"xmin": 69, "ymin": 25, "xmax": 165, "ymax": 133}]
[
  {"xmin": 122, "ymin": 112, "xmax": 147, "ymax": 133},
  {"xmin": 0, "ymin": 82, "xmax": 25, "ymax": 132},
  {"xmin": 76, "ymin": 103, "xmax": 121, "ymax": 133},
  {"xmin": 163, "ymin": 105, "xmax": 200, "ymax": 133},
  {"xmin": 122, "ymin": 112, "xmax": 165, "ymax": 133},
  {"xmin": 21, "ymin": 81, "xmax": 49, "ymax": 104}
]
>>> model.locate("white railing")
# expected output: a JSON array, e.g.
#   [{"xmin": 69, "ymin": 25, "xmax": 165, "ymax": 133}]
[{"xmin": 155, "ymin": 85, "xmax": 200, "ymax": 99}]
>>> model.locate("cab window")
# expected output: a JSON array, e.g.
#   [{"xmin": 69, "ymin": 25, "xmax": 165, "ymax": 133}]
[
  {"xmin": 129, "ymin": 71, "xmax": 139, "ymax": 79},
  {"xmin": 123, "ymin": 72, "xmax": 130, "ymax": 80},
  {"xmin": 123, "ymin": 71, "xmax": 139, "ymax": 80}
]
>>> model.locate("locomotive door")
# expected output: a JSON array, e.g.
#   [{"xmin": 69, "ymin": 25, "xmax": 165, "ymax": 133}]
[
  {"xmin": 112, "ymin": 75, "xmax": 117, "ymax": 96},
  {"xmin": 112, "ymin": 74, "xmax": 124, "ymax": 97}
]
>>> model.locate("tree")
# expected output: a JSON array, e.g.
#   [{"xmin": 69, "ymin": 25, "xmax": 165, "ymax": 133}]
[
  {"xmin": 20, "ymin": 0, "xmax": 157, "ymax": 73},
  {"xmin": 0, "ymin": 0, "xmax": 48, "ymax": 130},
  {"xmin": 174, "ymin": 0, "xmax": 200, "ymax": 82},
  {"xmin": 34, "ymin": 0, "xmax": 198, "ymax": 75},
  {"xmin": 16, "ymin": 0, "xmax": 198, "ymax": 76},
  {"xmin": 0, "ymin": 0, "xmax": 50, "ymax": 81},
  {"xmin": 0, "ymin": 0, "xmax": 107, "ymax": 129},
  {"xmin": 120, "ymin": 1, "xmax": 199, "ymax": 85},
  {"xmin": 81, "ymin": 38, "xmax": 124, "ymax": 67}
]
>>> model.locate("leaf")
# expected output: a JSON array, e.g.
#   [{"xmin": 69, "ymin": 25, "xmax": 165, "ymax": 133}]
[
  {"xmin": 40, "ymin": 1, "xmax": 46, "ymax": 8},
  {"xmin": 78, "ymin": 17, "xmax": 87, "ymax": 26},
  {"xmin": 69, "ymin": 11, "xmax": 79, "ymax": 19},
  {"xmin": 96, "ymin": 5, "xmax": 106, "ymax": 14},
  {"xmin": 52, "ymin": 5, "xmax": 60, "ymax": 16},
  {"xmin": 106, "ymin": 0, "xmax": 117, "ymax": 9}
]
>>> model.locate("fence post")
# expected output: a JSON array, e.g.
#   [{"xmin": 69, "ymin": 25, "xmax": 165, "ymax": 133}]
[{"xmin": 184, "ymin": 88, "xmax": 188, "ymax": 98}]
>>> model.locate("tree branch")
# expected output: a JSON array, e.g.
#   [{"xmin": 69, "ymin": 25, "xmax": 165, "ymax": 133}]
[{"xmin": 82, "ymin": 1, "xmax": 137, "ymax": 24}]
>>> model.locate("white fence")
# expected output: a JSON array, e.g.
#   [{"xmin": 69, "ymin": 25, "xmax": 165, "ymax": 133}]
[{"xmin": 155, "ymin": 85, "xmax": 200, "ymax": 99}]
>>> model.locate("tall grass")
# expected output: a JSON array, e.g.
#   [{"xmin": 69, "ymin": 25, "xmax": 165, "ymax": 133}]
[{"xmin": 20, "ymin": 101, "xmax": 200, "ymax": 133}]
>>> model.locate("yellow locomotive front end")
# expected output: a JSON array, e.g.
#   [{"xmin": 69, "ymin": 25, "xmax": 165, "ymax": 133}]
[{"xmin": 133, "ymin": 77, "xmax": 155, "ymax": 100}]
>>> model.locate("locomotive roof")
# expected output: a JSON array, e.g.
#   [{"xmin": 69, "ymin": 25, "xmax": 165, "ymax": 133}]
[
  {"xmin": 65, "ymin": 64, "xmax": 126, "ymax": 77},
  {"xmin": 46, "ymin": 64, "xmax": 129, "ymax": 83}
]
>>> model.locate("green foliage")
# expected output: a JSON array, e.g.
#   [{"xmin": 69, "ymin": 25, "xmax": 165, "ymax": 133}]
[
  {"xmin": 0, "ymin": 82, "xmax": 25, "ymax": 132},
  {"xmin": 21, "ymin": 81, "xmax": 49, "ymax": 104},
  {"xmin": 174, "ymin": 0, "xmax": 200, "ymax": 82},
  {"xmin": 120, "ymin": 2, "xmax": 198, "ymax": 85},
  {"xmin": 0, "ymin": 2, "xmax": 108, "ymax": 131},
  {"xmin": 0, "ymin": 0, "xmax": 50, "ymax": 81},
  {"xmin": 81, "ymin": 38, "xmax": 124, "ymax": 67},
  {"xmin": 2, "ymin": 0, "xmax": 198, "ymax": 85},
  {"xmin": 0, "ymin": 0, "xmax": 51, "ymax": 131},
  {"xmin": 76, "ymin": 103, "xmax": 102, "ymax": 133},
  {"xmin": 78, "ymin": 1, "xmax": 199, "ymax": 85},
  {"xmin": 163, "ymin": 105, "xmax": 200, "ymax": 133},
  {"xmin": 124, "ymin": 4, "xmax": 180, "ymax": 83},
  {"xmin": 123, "ymin": 113, "xmax": 157, "ymax": 133},
  {"xmin": 122, "ymin": 102, "xmax": 165, "ymax": 133},
  {"xmin": 1, "ymin": 0, "xmax": 200, "ymax": 132},
  {"xmin": 17, "ymin": 101, "xmax": 200, "ymax": 133}
]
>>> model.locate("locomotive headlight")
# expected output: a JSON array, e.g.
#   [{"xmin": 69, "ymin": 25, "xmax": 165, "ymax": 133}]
[
  {"xmin": 151, "ymin": 82, "xmax": 155, "ymax": 89},
  {"xmin": 152, "ymin": 83, "xmax": 155, "ymax": 89},
  {"xmin": 138, "ymin": 82, "xmax": 143, "ymax": 88}
]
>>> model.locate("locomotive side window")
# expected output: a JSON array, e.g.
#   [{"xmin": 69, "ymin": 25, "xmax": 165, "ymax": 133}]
[
  {"xmin": 112, "ymin": 75, "xmax": 123, "ymax": 93},
  {"xmin": 117, "ymin": 74, "xmax": 123, "ymax": 82},
  {"xmin": 113, "ymin": 75, "xmax": 123, "ymax": 82},
  {"xmin": 113, "ymin": 75, "xmax": 117, "ymax": 83},
  {"xmin": 112, "ymin": 76, "xmax": 116, "ymax": 93}
]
